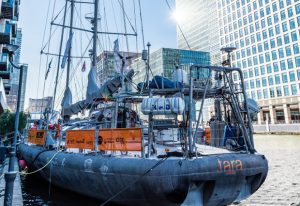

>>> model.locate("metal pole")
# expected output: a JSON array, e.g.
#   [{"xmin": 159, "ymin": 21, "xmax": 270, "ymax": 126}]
[
  {"xmin": 146, "ymin": 42, "xmax": 153, "ymax": 158},
  {"xmin": 4, "ymin": 65, "xmax": 23, "ymax": 206},
  {"xmin": 66, "ymin": 0, "xmax": 75, "ymax": 89},
  {"xmin": 188, "ymin": 66, "xmax": 193, "ymax": 155},
  {"xmin": 52, "ymin": 0, "xmax": 68, "ymax": 113},
  {"xmin": 92, "ymin": 0, "xmax": 98, "ymax": 67}
]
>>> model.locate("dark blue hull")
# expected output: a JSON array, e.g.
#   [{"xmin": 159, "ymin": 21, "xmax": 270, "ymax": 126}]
[{"xmin": 18, "ymin": 144, "xmax": 268, "ymax": 205}]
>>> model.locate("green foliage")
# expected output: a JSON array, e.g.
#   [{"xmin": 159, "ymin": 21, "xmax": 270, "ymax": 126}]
[{"xmin": 0, "ymin": 110, "xmax": 28, "ymax": 135}]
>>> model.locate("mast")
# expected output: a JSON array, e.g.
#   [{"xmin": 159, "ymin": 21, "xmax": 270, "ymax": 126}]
[
  {"xmin": 52, "ymin": 0, "xmax": 68, "ymax": 113},
  {"xmin": 66, "ymin": 0, "xmax": 75, "ymax": 90},
  {"xmin": 92, "ymin": 0, "xmax": 98, "ymax": 68}
]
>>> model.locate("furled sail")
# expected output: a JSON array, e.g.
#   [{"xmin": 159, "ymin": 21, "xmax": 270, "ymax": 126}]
[
  {"xmin": 86, "ymin": 66, "xmax": 99, "ymax": 102},
  {"xmin": 62, "ymin": 69, "xmax": 135, "ymax": 118}
]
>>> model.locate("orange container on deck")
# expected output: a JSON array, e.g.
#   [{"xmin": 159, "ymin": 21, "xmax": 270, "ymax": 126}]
[{"xmin": 205, "ymin": 127, "xmax": 211, "ymax": 145}]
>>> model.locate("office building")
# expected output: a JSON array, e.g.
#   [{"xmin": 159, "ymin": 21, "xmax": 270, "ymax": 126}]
[
  {"xmin": 0, "ymin": 0, "xmax": 22, "ymax": 114},
  {"xmin": 96, "ymin": 51, "xmax": 140, "ymax": 85},
  {"xmin": 177, "ymin": 0, "xmax": 300, "ymax": 131},
  {"xmin": 132, "ymin": 48, "xmax": 210, "ymax": 85},
  {"xmin": 6, "ymin": 29, "xmax": 27, "ymax": 112}
]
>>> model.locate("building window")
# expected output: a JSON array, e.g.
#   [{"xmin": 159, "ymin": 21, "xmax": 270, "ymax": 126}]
[
  {"xmin": 280, "ymin": 10, "xmax": 286, "ymax": 21},
  {"xmin": 266, "ymin": 6, "xmax": 271, "ymax": 15},
  {"xmin": 260, "ymin": 8, "xmax": 265, "ymax": 18},
  {"xmin": 282, "ymin": 73, "xmax": 288, "ymax": 83},
  {"xmin": 268, "ymin": 76, "xmax": 274, "ymax": 85},
  {"xmin": 253, "ymin": 1, "xmax": 257, "ymax": 10},
  {"xmin": 254, "ymin": 67, "xmax": 259, "ymax": 76},
  {"xmin": 279, "ymin": 48, "xmax": 284, "ymax": 58},
  {"xmin": 262, "ymin": 77, "xmax": 267, "ymax": 86},
  {"xmin": 250, "ymin": 80, "xmax": 255, "ymax": 88},
  {"xmin": 257, "ymin": 90, "xmax": 262, "ymax": 99},
  {"xmin": 260, "ymin": 66, "xmax": 266, "ymax": 75},
  {"xmin": 298, "ymin": 16, "xmax": 300, "ymax": 27},
  {"xmin": 298, "ymin": 69, "xmax": 300, "ymax": 80},
  {"xmin": 290, "ymin": 19, "xmax": 296, "ymax": 30},
  {"xmin": 254, "ymin": 11, "xmax": 259, "ymax": 20},
  {"xmin": 290, "ymin": 71, "xmax": 296, "ymax": 81},
  {"xmin": 253, "ymin": 56, "xmax": 258, "ymax": 65},
  {"xmin": 282, "ymin": 22, "xmax": 288, "ymax": 32},
  {"xmin": 277, "ymin": 36, "xmax": 282, "ymax": 46},
  {"xmin": 284, "ymin": 34, "xmax": 290, "ymax": 44},
  {"xmin": 284, "ymin": 85, "xmax": 290, "ymax": 96},
  {"xmin": 276, "ymin": 86, "xmax": 282, "ymax": 97},
  {"xmin": 276, "ymin": 110, "xmax": 285, "ymax": 121},
  {"xmin": 291, "ymin": 84, "xmax": 298, "ymax": 95},
  {"xmin": 257, "ymin": 33, "xmax": 262, "ymax": 42},
  {"xmin": 267, "ymin": 16, "xmax": 272, "ymax": 26},
  {"xmin": 263, "ymin": 88, "xmax": 269, "ymax": 98},
  {"xmin": 288, "ymin": 7, "xmax": 294, "ymax": 17},
  {"xmin": 275, "ymin": 74, "xmax": 281, "ymax": 84},
  {"xmin": 286, "ymin": 46, "xmax": 292, "ymax": 56},
  {"xmin": 270, "ymin": 88, "xmax": 275, "ymax": 97},
  {"xmin": 293, "ymin": 44, "xmax": 300, "ymax": 55},
  {"xmin": 272, "ymin": 2, "xmax": 277, "ymax": 12},
  {"xmin": 291, "ymin": 109, "xmax": 300, "ymax": 121},
  {"xmin": 258, "ymin": 43, "xmax": 263, "ymax": 52},
  {"xmin": 296, "ymin": 57, "xmax": 300, "ymax": 67},
  {"xmin": 264, "ymin": 41, "xmax": 269, "ymax": 50},
  {"xmin": 256, "ymin": 79, "xmax": 261, "ymax": 87},
  {"xmin": 292, "ymin": 31, "xmax": 298, "ymax": 42},
  {"xmin": 279, "ymin": 0, "xmax": 284, "ymax": 9},
  {"xmin": 275, "ymin": 25, "xmax": 280, "ymax": 34},
  {"xmin": 280, "ymin": 60, "xmax": 286, "ymax": 70},
  {"xmin": 272, "ymin": 50, "xmax": 278, "ymax": 60},
  {"xmin": 251, "ymin": 91, "xmax": 256, "ymax": 99},
  {"xmin": 268, "ymin": 28, "xmax": 274, "ymax": 37},
  {"xmin": 252, "ymin": 45, "xmax": 257, "ymax": 54},
  {"xmin": 287, "ymin": 58, "xmax": 294, "ymax": 69},
  {"xmin": 296, "ymin": 4, "xmax": 300, "ymax": 14},
  {"xmin": 255, "ymin": 22, "xmax": 260, "ymax": 30},
  {"xmin": 273, "ymin": 62, "xmax": 279, "ymax": 72},
  {"xmin": 265, "ymin": 53, "xmax": 270, "ymax": 62}
]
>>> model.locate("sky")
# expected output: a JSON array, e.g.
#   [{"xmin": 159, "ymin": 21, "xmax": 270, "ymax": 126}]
[{"xmin": 18, "ymin": 0, "xmax": 177, "ymax": 110}]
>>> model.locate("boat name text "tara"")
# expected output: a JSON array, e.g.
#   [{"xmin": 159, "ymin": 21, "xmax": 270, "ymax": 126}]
[{"xmin": 218, "ymin": 159, "xmax": 243, "ymax": 175}]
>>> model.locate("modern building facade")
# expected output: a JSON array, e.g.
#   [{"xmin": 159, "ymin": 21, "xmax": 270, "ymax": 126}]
[
  {"xmin": 177, "ymin": 0, "xmax": 300, "ymax": 130},
  {"xmin": 132, "ymin": 48, "xmax": 210, "ymax": 85},
  {"xmin": 176, "ymin": 0, "xmax": 221, "ymax": 65},
  {"xmin": 6, "ymin": 29, "xmax": 27, "ymax": 112},
  {"xmin": 0, "ymin": 0, "xmax": 22, "ymax": 114}
]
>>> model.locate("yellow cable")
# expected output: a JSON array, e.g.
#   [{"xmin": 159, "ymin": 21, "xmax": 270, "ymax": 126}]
[{"xmin": 20, "ymin": 149, "xmax": 63, "ymax": 176}]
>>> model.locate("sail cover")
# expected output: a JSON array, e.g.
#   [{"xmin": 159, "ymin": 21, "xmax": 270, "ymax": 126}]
[
  {"xmin": 62, "ymin": 69, "xmax": 134, "ymax": 117},
  {"xmin": 86, "ymin": 66, "xmax": 99, "ymax": 102},
  {"xmin": 61, "ymin": 86, "xmax": 72, "ymax": 108}
]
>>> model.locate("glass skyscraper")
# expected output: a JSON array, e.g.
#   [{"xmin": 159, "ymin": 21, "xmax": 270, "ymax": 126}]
[
  {"xmin": 177, "ymin": 0, "xmax": 300, "ymax": 128},
  {"xmin": 132, "ymin": 48, "xmax": 210, "ymax": 86}
]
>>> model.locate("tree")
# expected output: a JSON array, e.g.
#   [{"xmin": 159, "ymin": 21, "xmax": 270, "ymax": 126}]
[{"xmin": 0, "ymin": 110, "xmax": 28, "ymax": 136}]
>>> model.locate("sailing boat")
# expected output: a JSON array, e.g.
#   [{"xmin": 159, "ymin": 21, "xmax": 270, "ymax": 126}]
[{"xmin": 18, "ymin": 0, "xmax": 268, "ymax": 205}]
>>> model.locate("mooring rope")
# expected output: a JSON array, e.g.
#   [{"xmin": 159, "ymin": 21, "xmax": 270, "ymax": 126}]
[{"xmin": 20, "ymin": 149, "xmax": 63, "ymax": 176}]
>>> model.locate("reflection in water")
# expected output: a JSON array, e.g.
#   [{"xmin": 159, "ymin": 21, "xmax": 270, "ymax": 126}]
[
  {"xmin": 21, "ymin": 174, "xmax": 104, "ymax": 206},
  {"xmin": 21, "ymin": 135, "xmax": 300, "ymax": 205}
]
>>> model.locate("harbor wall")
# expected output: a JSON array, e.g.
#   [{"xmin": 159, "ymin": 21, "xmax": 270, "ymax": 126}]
[{"xmin": 253, "ymin": 124, "xmax": 300, "ymax": 134}]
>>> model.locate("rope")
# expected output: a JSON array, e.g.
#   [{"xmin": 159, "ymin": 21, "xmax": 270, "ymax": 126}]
[
  {"xmin": 36, "ymin": 0, "xmax": 52, "ymax": 100},
  {"xmin": 20, "ymin": 149, "xmax": 63, "ymax": 176},
  {"xmin": 100, "ymin": 156, "xmax": 169, "ymax": 206}
]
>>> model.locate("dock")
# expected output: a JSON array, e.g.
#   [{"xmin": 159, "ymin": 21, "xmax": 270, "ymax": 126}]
[{"xmin": 0, "ymin": 158, "xmax": 23, "ymax": 206}]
